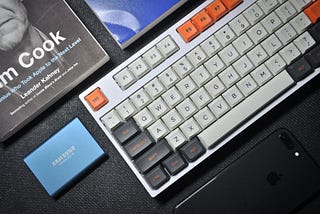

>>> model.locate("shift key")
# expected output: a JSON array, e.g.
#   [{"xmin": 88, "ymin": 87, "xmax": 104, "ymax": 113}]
[{"xmin": 135, "ymin": 140, "xmax": 172, "ymax": 173}]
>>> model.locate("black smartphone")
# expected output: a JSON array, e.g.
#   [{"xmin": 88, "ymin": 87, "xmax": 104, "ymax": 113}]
[{"xmin": 175, "ymin": 129, "xmax": 320, "ymax": 214}]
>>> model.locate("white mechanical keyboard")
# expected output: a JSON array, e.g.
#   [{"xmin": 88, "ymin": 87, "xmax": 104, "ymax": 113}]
[{"xmin": 80, "ymin": 0, "xmax": 320, "ymax": 197}]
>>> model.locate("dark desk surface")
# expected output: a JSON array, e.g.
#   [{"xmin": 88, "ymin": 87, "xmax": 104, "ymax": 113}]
[{"xmin": 1, "ymin": 1, "xmax": 320, "ymax": 213}]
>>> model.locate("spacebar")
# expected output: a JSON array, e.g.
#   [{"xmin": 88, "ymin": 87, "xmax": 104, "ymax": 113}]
[{"xmin": 198, "ymin": 71, "xmax": 295, "ymax": 149}]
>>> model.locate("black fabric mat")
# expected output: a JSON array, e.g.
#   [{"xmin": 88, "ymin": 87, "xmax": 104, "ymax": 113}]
[{"xmin": 1, "ymin": 1, "xmax": 320, "ymax": 213}]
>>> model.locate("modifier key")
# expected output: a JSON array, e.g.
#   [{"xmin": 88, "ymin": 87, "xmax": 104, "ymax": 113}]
[
  {"xmin": 146, "ymin": 166, "xmax": 169, "ymax": 189},
  {"xmin": 163, "ymin": 153, "xmax": 187, "ymax": 175},
  {"xmin": 180, "ymin": 138, "xmax": 206, "ymax": 162},
  {"xmin": 308, "ymin": 21, "xmax": 320, "ymax": 42},
  {"xmin": 305, "ymin": 44, "xmax": 320, "ymax": 68},
  {"xmin": 287, "ymin": 57, "xmax": 313, "ymax": 81},
  {"xmin": 136, "ymin": 139, "xmax": 172, "ymax": 173}
]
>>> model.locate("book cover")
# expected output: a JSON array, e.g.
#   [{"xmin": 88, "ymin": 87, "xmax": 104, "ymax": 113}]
[
  {"xmin": 0, "ymin": 0, "xmax": 109, "ymax": 142},
  {"xmin": 85, "ymin": 0, "xmax": 188, "ymax": 49}
]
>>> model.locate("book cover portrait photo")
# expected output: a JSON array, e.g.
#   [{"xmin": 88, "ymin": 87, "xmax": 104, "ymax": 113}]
[{"xmin": 0, "ymin": 0, "xmax": 109, "ymax": 142}]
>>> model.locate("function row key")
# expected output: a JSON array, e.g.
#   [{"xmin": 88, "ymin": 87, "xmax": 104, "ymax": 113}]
[
  {"xmin": 157, "ymin": 36, "xmax": 180, "ymax": 58},
  {"xmin": 142, "ymin": 46, "xmax": 164, "ymax": 69},
  {"xmin": 128, "ymin": 57, "xmax": 150, "ymax": 79},
  {"xmin": 192, "ymin": 9, "xmax": 214, "ymax": 33},
  {"xmin": 177, "ymin": 0, "xmax": 243, "ymax": 43},
  {"xmin": 206, "ymin": 0, "xmax": 228, "ymax": 23},
  {"xmin": 113, "ymin": 67, "xmax": 136, "ymax": 90},
  {"xmin": 222, "ymin": 0, "xmax": 243, "ymax": 10},
  {"xmin": 113, "ymin": 36, "xmax": 179, "ymax": 90}
]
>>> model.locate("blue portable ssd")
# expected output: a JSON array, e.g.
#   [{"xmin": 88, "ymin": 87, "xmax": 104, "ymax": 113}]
[{"xmin": 24, "ymin": 118, "xmax": 105, "ymax": 197}]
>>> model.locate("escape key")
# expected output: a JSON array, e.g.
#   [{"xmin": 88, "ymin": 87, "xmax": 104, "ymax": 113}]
[{"xmin": 85, "ymin": 88, "xmax": 109, "ymax": 111}]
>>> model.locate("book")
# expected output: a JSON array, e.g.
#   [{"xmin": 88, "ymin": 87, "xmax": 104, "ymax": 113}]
[
  {"xmin": 0, "ymin": 0, "xmax": 109, "ymax": 142},
  {"xmin": 85, "ymin": 0, "xmax": 188, "ymax": 49}
]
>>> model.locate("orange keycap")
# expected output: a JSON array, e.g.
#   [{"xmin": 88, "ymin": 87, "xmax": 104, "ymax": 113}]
[
  {"xmin": 191, "ymin": 9, "xmax": 214, "ymax": 32},
  {"xmin": 85, "ymin": 88, "xmax": 108, "ymax": 111},
  {"xmin": 304, "ymin": 0, "xmax": 320, "ymax": 23},
  {"xmin": 205, "ymin": 0, "xmax": 228, "ymax": 22},
  {"xmin": 221, "ymin": 0, "xmax": 243, "ymax": 10},
  {"xmin": 177, "ymin": 20, "xmax": 200, "ymax": 43}
]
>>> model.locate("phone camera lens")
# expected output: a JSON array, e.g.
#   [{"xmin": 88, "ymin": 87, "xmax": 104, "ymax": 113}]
[{"xmin": 279, "ymin": 132, "xmax": 295, "ymax": 150}]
